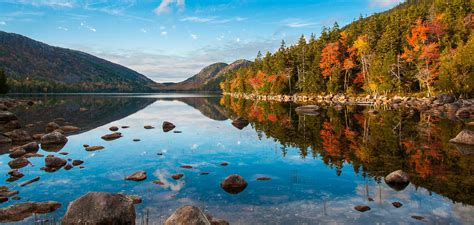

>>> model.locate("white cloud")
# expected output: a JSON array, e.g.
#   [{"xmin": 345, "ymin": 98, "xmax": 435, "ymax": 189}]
[
  {"xmin": 190, "ymin": 33, "xmax": 198, "ymax": 40},
  {"xmin": 181, "ymin": 16, "xmax": 214, "ymax": 23},
  {"xmin": 369, "ymin": 0, "xmax": 404, "ymax": 7},
  {"xmin": 161, "ymin": 31, "xmax": 168, "ymax": 36},
  {"xmin": 0, "ymin": 21, "xmax": 6, "ymax": 25},
  {"xmin": 16, "ymin": 0, "xmax": 75, "ymax": 8},
  {"xmin": 155, "ymin": 0, "xmax": 185, "ymax": 15},
  {"xmin": 140, "ymin": 28, "xmax": 147, "ymax": 33},
  {"xmin": 58, "ymin": 26, "xmax": 68, "ymax": 31},
  {"xmin": 236, "ymin": 38, "xmax": 240, "ymax": 42}
]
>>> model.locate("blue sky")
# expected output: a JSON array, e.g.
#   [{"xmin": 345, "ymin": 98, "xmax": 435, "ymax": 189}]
[{"xmin": 0, "ymin": 0, "xmax": 403, "ymax": 82}]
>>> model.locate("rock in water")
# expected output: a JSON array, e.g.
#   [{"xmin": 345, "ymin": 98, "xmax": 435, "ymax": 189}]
[
  {"xmin": 144, "ymin": 125, "xmax": 155, "ymax": 129},
  {"xmin": 8, "ymin": 158, "xmax": 30, "ymax": 169},
  {"xmin": 392, "ymin": 202, "xmax": 403, "ymax": 208},
  {"xmin": 384, "ymin": 170, "xmax": 410, "ymax": 191},
  {"xmin": 450, "ymin": 130, "xmax": 474, "ymax": 145},
  {"xmin": 72, "ymin": 160, "xmax": 84, "ymax": 166},
  {"xmin": 19, "ymin": 177, "xmax": 40, "ymax": 187},
  {"xmin": 220, "ymin": 174, "xmax": 247, "ymax": 194},
  {"xmin": 172, "ymin": 174, "xmax": 184, "ymax": 180},
  {"xmin": 9, "ymin": 149, "xmax": 26, "ymax": 158},
  {"xmin": 43, "ymin": 155, "xmax": 67, "ymax": 172},
  {"xmin": 4, "ymin": 129, "xmax": 32, "ymax": 143},
  {"xmin": 125, "ymin": 171, "xmax": 147, "ymax": 181},
  {"xmin": 0, "ymin": 201, "xmax": 61, "ymax": 223},
  {"xmin": 0, "ymin": 111, "xmax": 18, "ymax": 124},
  {"xmin": 45, "ymin": 122, "xmax": 60, "ymax": 133},
  {"xmin": 19, "ymin": 142, "xmax": 39, "ymax": 153},
  {"xmin": 127, "ymin": 195, "xmax": 142, "ymax": 204},
  {"xmin": 295, "ymin": 105, "xmax": 321, "ymax": 116},
  {"xmin": 60, "ymin": 125, "xmax": 80, "ymax": 133},
  {"xmin": 40, "ymin": 131, "xmax": 68, "ymax": 151},
  {"xmin": 165, "ymin": 205, "xmax": 211, "ymax": 225},
  {"xmin": 85, "ymin": 145, "xmax": 105, "ymax": 151},
  {"xmin": 109, "ymin": 126, "xmax": 119, "ymax": 131},
  {"xmin": 101, "ymin": 132, "xmax": 123, "ymax": 141},
  {"xmin": 163, "ymin": 121, "xmax": 176, "ymax": 132},
  {"xmin": 61, "ymin": 192, "xmax": 135, "ymax": 225},
  {"xmin": 354, "ymin": 205, "xmax": 371, "ymax": 212},
  {"xmin": 231, "ymin": 117, "xmax": 249, "ymax": 130}
]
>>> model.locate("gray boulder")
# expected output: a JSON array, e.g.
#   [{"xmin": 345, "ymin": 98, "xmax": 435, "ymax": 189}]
[{"xmin": 62, "ymin": 192, "xmax": 135, "ymax": 225}]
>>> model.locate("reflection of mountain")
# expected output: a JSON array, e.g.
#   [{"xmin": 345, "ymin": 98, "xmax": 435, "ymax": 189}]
[
  {"xmin": 162, "ymin": 97, "xmax": 229, "ymax": 121},
  {"xmin": 220, "ymin": 97, "xmax": 474, "ymax": 206},
  {"xmin": 10, "ymin": 95, "xmax": 156, "ymax": 136}
]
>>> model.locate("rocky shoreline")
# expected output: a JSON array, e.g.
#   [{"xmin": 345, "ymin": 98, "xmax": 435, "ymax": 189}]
[{"xmin": 224, "ymin": 92, "xmax": 474, "ymax": 120}]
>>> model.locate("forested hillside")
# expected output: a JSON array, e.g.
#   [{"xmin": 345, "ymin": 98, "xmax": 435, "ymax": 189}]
[
  {"xmin": 0, "ymin": 31, "xmax": 155, "ymax": 93},
  {"xmin": 221, "ymin": 0, "xmax": 473, "ymax": 97}
]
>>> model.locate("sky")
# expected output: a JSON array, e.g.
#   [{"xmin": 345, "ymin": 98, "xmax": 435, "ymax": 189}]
[{"xmin": 0, "ymin": 0, "xmax": 404, "ymax": 83}]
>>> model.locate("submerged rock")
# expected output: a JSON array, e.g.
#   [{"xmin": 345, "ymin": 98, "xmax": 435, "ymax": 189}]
[
  {"xmin": 172, "ymin": 173, "xmax": 184, "ymax": 180},
  {"xmin": 45, "ymin": 122, "xmax": 60, "ymax": 133},
  {"xmin": 295, "ymin": 105, "xmax": 321, "ymax": 116},
  {"xmin": 450, "ymin": 130, "xmax": 474, "ymax": 145},
  {"xmin": 144, "ymin": 125, "xmax": 155, "ymax": 129},
  {"xmin": 4, "ymin": 129, "xmax": 32, "ymax": 143},
  {"xmin": 125, "ymin": 171, "xmax": 147, "ymax": 181},
  {"xmin": 127, "ymin": 195, "xmax": 142, "ymax": 204},
  {"xmin": 256, "ymin": 177, "xmax": 272, "ymax": 181},
  {"xmin": 152, "ymin": 180, "xmax": 165, "ymax": 185},
  {"xmin": 384, "ymin": 170, "xmax": 410, "ymax": 191},
  {"xmin": 0, "ymin": 201, "xmax": 61, "ymax": 223},
  {"xmin": 231, "ymin": 117, "xmax": 249, "ymax": 130},
  {"xmin": 220, "ymin": 162, "xmax": 229, "ymax": 166},
  {"xmin": 64, "ymin": 164, "xmax": 73, "ymax": 170},
  {"xmin": 411, "ymin": 215, "xmax": 425, "ymax": 221},
  {"xmin": 181, "ymin": 165, "xmax": 193, "ymax": 169},
  {"xmin": 101, "ymin": 132, "xmax": 123, "ymax": 141},
  {"xmin": 62, "ymin": 192, "xmax": 135, "ymax": 225},
  {"xmin": 85, "ymin": 145, "xmax": 105, "ymax": 151},
  {"xmin": 392, "ymin": 201, "xmax": 403, "ymax": 208},
  {"xmin": 165, "ymin": 205, "xmax": 210, "ymax": 225},
  {"xmin": 163, "ymin": 121, "xmax": 176, "ymax": 132},
  {"xmin": 19, "ymin": 177, "xmax": 40, "ymax": 187},
  {"xmin": 354, "ymin": 205, "xmax": 371, "ymax": 212},
  {"xmin": 220, "ymin": 174, "xmax": 247, "ymax": 194}
]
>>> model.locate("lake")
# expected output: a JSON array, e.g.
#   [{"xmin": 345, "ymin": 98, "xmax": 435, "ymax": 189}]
[{"xmin": 1, "ymin": 94, "xmax": 473, "ymax": 224}]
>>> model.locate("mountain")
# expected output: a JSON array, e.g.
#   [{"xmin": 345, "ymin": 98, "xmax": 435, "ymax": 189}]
[
  {"xmin": 158, "ymin": 59, "xmax": 252, "ymax": 91},
  {"xmin": 0, "ymin": 31, "xmax": 156, "ymax": 93}
]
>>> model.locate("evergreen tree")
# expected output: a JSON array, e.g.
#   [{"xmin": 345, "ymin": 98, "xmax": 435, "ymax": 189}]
[{"xmin": 0, "ymin": 69, "xmax": 9, "ymax": 94}]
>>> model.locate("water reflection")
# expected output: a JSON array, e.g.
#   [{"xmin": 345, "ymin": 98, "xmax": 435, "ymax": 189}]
[{"xmin": 0, "ymin": 94, "xmax": 473, "ymax": 224}]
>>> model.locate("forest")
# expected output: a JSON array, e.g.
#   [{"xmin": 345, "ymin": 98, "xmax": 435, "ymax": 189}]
[{"xmin": 220, "ymin": 0, "xmax": 473, "ymax": 97}]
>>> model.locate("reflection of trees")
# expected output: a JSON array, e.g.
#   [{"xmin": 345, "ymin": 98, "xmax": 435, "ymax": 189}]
[{"xmin": 221, "ymin": 96, "xmax": 473, "ymax": 205}]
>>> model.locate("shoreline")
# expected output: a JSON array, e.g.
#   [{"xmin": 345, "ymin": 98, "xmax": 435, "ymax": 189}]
[{"xmin": 223, "ymin": 92, "xmax": 474, "ymax": 120}]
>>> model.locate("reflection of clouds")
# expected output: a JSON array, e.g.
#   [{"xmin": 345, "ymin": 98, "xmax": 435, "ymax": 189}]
[
  {"xmin": 153, "ymin": 169, "xmax": 185, "ymax": 192},
  {"xmin": 453, "ymin": 203, "xmax": 474, "ymax": 225}
]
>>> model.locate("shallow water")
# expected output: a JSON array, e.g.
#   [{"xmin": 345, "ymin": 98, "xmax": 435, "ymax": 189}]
[{"xmin": 1, "ymin": 94, "xmax": 473, "ymax": 224}]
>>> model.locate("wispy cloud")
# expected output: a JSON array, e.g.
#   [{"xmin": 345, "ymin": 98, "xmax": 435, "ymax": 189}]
[
  {"xmin": 190, "ymin": 33, "xmax": 198, "ymax": 40},
  {"xmin": 58, "ymin": 26, "xmax": 68, "ymax": 31},
  {"xmin": 180, "ymin": 16, "xmax": 246, "ymax": 24},
  {"xmin": 80, "ymin": 22, "xmax": 96, "ymax": 32},
  {"xmin": 281, "ymin": 18, "xmax": 318, "ymax": 28},
  {"xmin": 15, "ymin": 0, "xmax": 75, "ymax": 8},
  {"xmin": 140, "ymin": 28, "xmax": 147, "ymax": 33},
  {"xmin": 155, "ymin": 0, "xmax": 185, "ymax": 15},
  {"xmin": 0, "ymin": 21, "xmax": 6, "ymax": 25},
  {"xmin": 368, "ymin": 0, "xmax": 404, "ymax": 7}
]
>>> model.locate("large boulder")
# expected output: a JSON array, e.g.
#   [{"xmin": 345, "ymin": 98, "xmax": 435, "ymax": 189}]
[
  {"xmin": 163, "ymin": 121, "xmax": 176, "ymax": 132},
  {"xmin": 165, "ymin": 205, "xmax": 211, "ymax": 225},
  {"xmin": 231, "ymin": 117, "xmax": 249, "ymax": 130},
  {"xmin": 384, "ymin": 170, "xmax": 410, "ymax": 191},
  {"xmin": 0, "ymin": 111, "xmax": 18, "ymax": 124},
  {"xmin": 0, "ymin": 201, "xmax": 61, "ymax": 223},
  {"xmin": 62, "ymin": 192, "xmax": 135, "ymax": 225},
  {"xmin": 40, "ymin": 131, "xmax": 68, "ymax": 151},
  {"xmin": 220, "ymin": 174, "xmax": 248, "ymax": 194},
  {"xmin": 4, "ymin": 129, "xmax": 32, "ymax": 143},
  {"xmin": 450, "ymin": 130, "xmax": 474, "ymax": 145}
]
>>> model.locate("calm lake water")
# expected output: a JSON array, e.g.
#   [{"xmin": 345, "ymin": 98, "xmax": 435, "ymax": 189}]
[{"xmin": 1, "ymin": 94, "xmax": 473, "ymax": 224}]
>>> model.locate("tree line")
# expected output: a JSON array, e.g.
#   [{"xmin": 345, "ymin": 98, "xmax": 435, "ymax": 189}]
[{"xmin": 220, "ymin": 0, "xmax": 473, "ymax": 97}]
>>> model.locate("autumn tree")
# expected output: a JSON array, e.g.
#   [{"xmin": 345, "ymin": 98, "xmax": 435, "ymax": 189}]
[{"xmin": 320, "ymin": 42, "xmax": 342, "ymax": 93}]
